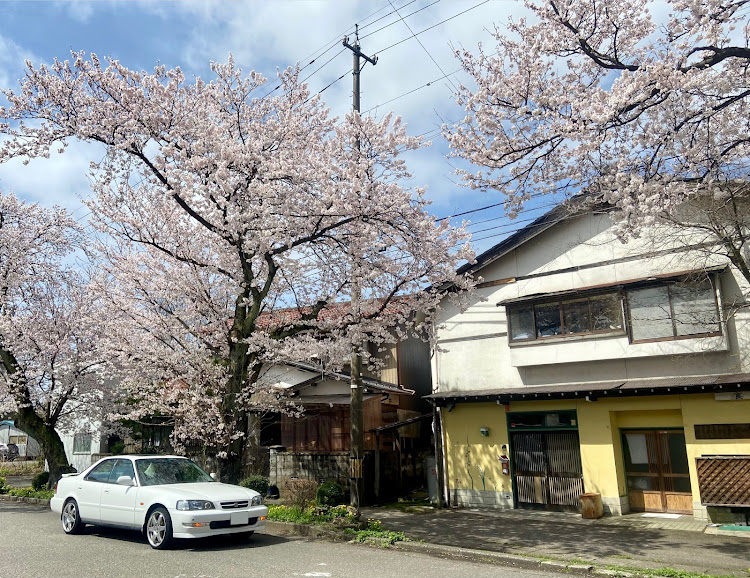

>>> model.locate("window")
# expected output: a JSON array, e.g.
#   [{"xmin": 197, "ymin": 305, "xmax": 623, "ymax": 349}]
[
  {"xmin": 73, "ymin": 433, "xmax": 92, "ymax": 454},
  {"xmin": 627, "ymin": 278, "xmax": 720, "ymax": 342},
  {"xmin": 508, "ymin": 292, "xmax": 624, "ymax": 342},
  {"xmin": 9, "ymin": 435, "xmax": 27, "ymax": 445},
  {"xmin": 108, "ymin": 459, "xmax": 136, "ymax": 484},
  {"xmin": 85, "ymin": 459, "xmax": 115, "ymax": 483}
]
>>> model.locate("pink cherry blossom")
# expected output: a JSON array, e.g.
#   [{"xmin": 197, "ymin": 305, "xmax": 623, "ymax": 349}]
[{"xmin": 0, "ymin": 54, "xmax": 475, "ymax": 481}]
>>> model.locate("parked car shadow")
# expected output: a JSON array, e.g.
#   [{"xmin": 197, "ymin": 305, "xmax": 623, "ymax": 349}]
[{"xmin": 85, "ymin": 524, "xmax": 291, "ymax": 550}]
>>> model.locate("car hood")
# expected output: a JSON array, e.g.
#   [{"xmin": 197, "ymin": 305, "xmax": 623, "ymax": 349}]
[{"xmin": 141, "ymin": 482, "xmax": 258, "ymax": 501}]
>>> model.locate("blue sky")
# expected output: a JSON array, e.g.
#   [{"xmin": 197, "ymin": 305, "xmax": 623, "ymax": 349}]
[{"xmin": 0, "ymin": 0, "xmax": 547, "ymax": 255}]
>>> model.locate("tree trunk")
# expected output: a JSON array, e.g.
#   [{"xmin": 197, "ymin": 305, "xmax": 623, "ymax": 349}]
[
  {"xmin": 1, "ymin": 346, "xmax": 72, "ymax": 488},
  {"xmin": 217, "ymin": 336, "xmax": 249, "ymax": 484},
  {"xmin": 16, "ymin": 406, "xmax": 70, "ymax": 489}
]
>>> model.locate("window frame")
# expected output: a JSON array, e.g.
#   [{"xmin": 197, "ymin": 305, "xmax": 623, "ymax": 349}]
[
  {"xmin": 507, "ymin": 290, "xmax": 625, "ymax": 343},
  {"xmin": 624, "ymin": 277, "xmax": 722, "ymax": 344}
]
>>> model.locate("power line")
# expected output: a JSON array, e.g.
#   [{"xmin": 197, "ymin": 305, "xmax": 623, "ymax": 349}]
[
  {"xmin": 358, "ymin": 0, "xmax": 420, "ymax": 34},
  {"xmin": 387, "ymin": 0, "xmax": 459, "ymax": 93},
  {"xmin": 303, "ymin": 0, "xmax": 488, "ymax": 107},
  {"xmin": 362, "ymin": 68, "xmax": 462, "ymax": 114},
  {"xmin": 373, "ymin": 0, "xmax": 491, "ymax": 56},
  {"xmin": 361, "ymin": 0, "xmax": 442, "ymax": 40},
  {"xmin": 257, "ymin": 1, "xmax": 417, "ymax": 101}
]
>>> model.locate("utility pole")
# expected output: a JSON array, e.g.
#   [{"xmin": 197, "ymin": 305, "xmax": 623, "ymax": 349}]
[{"xmin": 343, "ymin": 24, "xmax": 377, "ymax": 515}]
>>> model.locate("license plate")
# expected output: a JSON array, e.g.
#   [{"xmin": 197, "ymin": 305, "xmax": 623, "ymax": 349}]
[{"xmin": 230, "ymin": 512, "xmax": 249, "ymax": 526}]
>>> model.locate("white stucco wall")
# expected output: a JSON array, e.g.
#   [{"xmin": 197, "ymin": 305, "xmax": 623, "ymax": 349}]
[{"xmin": 434, "ymin": 213, "xmax": 750, "ymax": 393}]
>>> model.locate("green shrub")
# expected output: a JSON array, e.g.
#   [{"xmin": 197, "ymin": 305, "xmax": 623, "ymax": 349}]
[
  {"xmin": 316, "ymin": 481, "xmax": 345, "ymax": 506},
  {"xmin": 32, "ymin": 471, "xmax": 50, "ymax": 490},
  {"xmin": 7, "ymin": 486, "xmax": 54, "ymax": 500},
  {"xmin": 266, "ymin": 504, "xmax": 358, "ymax": 526},
  {"xmin": 109, "ymin": 441, "xmax": 126, "ymax": 455},
  {"xmin": 0, "ymin": 476, "xmax": 7, "ymax": 494},
  {"xmin": 239, "ymin": 475, "xmax": 269, "ymax": 496}
]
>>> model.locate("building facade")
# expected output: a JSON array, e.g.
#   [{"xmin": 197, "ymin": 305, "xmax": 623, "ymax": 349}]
[{"xmin": 430, "ymin": 205, "xmax": 750, "ymax": 520}]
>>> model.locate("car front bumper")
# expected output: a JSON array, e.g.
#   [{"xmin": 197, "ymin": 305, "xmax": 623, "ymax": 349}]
[{"xmin": 170, "ymin": 505, "xmax": 268, "ymax": 539}]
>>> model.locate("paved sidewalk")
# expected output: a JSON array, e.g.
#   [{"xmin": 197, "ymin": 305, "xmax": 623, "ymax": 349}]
[{"xmin": 362, "ymin": 506, "xmax": 750, "ymax": 577}]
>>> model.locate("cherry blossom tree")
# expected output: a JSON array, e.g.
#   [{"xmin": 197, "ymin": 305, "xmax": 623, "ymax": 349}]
[
  {"xmin": 0, "ymin": 192, "xmax": 108, "ymax": 485},
  {"xmin": 0, "ymin": 54, "xmax": 474, "ymax": 482},
  {"xmin": 446, "ymin": 0, "xmax": 750, "ymax": 283}
]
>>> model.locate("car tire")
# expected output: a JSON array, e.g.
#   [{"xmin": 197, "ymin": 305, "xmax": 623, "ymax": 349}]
[
  {"xmin": 146, "ymin": 507, "xmax": 173, "ymax": 550},
  {"xmin": 61, "ymin": 499, "xmax": 84, "ymax": 535}
]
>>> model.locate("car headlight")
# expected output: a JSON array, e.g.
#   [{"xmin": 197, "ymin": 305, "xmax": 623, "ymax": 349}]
[
  {"xmin": 176, "ymin": 500, "xmax": 215, "ymax": 511},
  {"xmin": 251, "ymin": 495, "xmax": 263, "ymax": 506}
]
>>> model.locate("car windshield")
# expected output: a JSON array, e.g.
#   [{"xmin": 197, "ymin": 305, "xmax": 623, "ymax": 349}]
[{"xmin": 135, "ymin": 458, "xmax": 214, "ymax": 486}]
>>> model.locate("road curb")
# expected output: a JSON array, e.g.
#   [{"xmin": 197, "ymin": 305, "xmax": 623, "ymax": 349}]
[
  {"xmin": 264, "ymin": 520, "xmax": 352, "ymax": 542},
  {"xmin": 263, "ymin": 520, "xmax": 644, "ymax": 576},
  {"xmin": 0, "ymin": 494, "xmax": 50, "ymax": 506}
]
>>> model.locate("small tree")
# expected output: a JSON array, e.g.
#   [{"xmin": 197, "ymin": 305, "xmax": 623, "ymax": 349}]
[{"xmin": 0, "ymin": 192, "xmax": 109, "ymax": 486}]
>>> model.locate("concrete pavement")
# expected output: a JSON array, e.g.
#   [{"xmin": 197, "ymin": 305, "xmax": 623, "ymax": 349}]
[
  {"xmin": 362, "ymin": 506, "xmax": 750, "ymax": 577},
  {"xmin": 4, "ymin": 494, "xmax": 749, "ymax": 577}
]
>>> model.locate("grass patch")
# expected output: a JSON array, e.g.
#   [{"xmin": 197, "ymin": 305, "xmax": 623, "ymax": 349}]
[
  {"xmin": 604, "ymin": 566, "xmax": 736, "ymax": 578},
  {"xmin": 5, "ymin": 486, "xmax": 54, "ymax": 500},
  {"xmin": 267, "ymin": 504, "xmax": 359, "ymax": 526},
  {"xmin": 345, "ymin": 519, "xmax": 408, "ymax": 546},
  {"xmin": 267, "ymin": 505, "xmax": 409, "ymax": 546}
]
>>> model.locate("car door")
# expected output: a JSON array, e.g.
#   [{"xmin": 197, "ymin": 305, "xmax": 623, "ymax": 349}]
[
  {"xmin": 76, "ymin": 459, "xmax": 115, "ymax": 523},
  {"xmin": 99, "ymin": 459, "xmax": 139, "ymax": 528}
]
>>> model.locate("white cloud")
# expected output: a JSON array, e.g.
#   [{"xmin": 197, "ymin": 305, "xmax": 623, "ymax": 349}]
[
  {"xmin": 53, "ymin": 0, "xmax": 96, "ymax": 23},
  {"xmin": 0, "ymin": 137, "xmax": 106, "ymax": 213},
  {"xmin": 0, "ymin": 34, "xmax": 37, "ymax": 92}
]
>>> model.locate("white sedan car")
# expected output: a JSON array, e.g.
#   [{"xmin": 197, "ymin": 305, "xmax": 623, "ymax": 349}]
[{"xmin": 50, "ymin": 455, "xmax": 268, "ymax": 549}]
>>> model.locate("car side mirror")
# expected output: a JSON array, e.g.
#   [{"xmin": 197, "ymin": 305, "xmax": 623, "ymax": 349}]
[
  {"xmin": 117, "ymin": 475, "xmax": 135, "ymax": 486},
  {"xmin": 210, "ymin": 472, "xmax": 217, "ymax": 481}
]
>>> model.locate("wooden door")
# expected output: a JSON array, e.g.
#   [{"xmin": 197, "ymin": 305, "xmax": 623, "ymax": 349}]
[
  {"xmin": 622, "ymin": 430, "xmax": 692, "ymax": 514},
  {"xmin": 512, "ymin": 431, "xmax": 584, "ymax": 510}
]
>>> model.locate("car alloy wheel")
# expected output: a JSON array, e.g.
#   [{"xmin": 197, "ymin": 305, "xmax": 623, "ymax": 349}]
[
  {"xmin": 146, "ymin": 507, "xmax": 173, "ymax": 549},
  {"xmin": 62, "ymin": 499, "xmax": 83, "ymax": 534}
]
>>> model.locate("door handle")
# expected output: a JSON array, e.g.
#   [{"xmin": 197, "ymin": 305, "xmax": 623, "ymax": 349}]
[{"xmin": 103, "ymin": 488, "xmax": 110, "ymax": 494}]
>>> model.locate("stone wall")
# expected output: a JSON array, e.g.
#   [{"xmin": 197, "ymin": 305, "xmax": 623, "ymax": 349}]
[{"xmin": 269, "ymin": 449, "xmax": 350, "ymax": 486}]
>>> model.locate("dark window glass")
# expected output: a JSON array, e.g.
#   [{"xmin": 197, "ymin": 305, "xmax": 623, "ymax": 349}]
[
  {"xmin": 591, "ymin": 294, "xmax": 623, "ymax": 331},
  {"xmin": 627, "ymin": 476, "xmax": 656, "ymax": 491},
  {"xmin": 673, "ymin": 477, "xmax": 692, "ymax": 492},
  {"xmin": 509, "ymin": 306, "xmax": 535, "ymax": 340},
  {"xmin": 508, "ymin": 292, "xmax": 624, "ymax": 342},
  {"xmin": 535, "ymin": 303, "xmax": 562, "ymax": 337},
  {"xmin": 562, "ymin": 299, "xmax": 590, "ymax": 334},
  {"xmin": 136, "ymin": 458, "xmax": 213, "ymax": 486},
  {"xmin": 86, "ymin": 460, "xmax": 116, "ymax": 483},
  {"xmin": 108, "ymin": 459, "xmax": 136, "ymax": 484},
  {"xmin": 668, "ymin": 433, "xmax": 689, "ymax": 475}
]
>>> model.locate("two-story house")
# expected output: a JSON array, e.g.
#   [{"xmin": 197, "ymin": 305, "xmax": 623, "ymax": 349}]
[{"xmin": 430, "ymin": 199, "xmax": 750, "ymax": 520}]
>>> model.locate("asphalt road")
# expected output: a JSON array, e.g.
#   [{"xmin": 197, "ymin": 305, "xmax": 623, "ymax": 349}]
[{"xmin": 0, "ymin": 501, "xmax": 565, "ymax": 578}]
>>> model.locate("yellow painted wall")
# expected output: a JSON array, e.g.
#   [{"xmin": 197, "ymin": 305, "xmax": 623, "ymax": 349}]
[
  {"xmin": 681, "ymin": 394, "xmax": 750, "ymax": 506},
  {"xmin": 441, "ymin": 393, "xmax": 750, "ymax": 511},
  {"xmin": 442, "ymin": 403, "xmax": 512, "ymax": 493}
]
